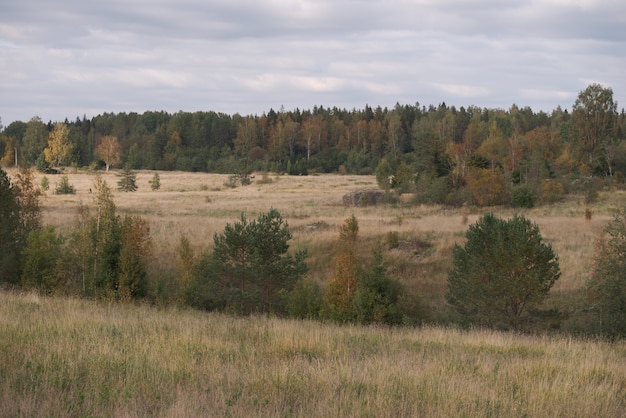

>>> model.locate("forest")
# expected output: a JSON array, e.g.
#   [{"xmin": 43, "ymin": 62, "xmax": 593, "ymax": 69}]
[
  {"xmin": 1, "ymin": 83, "xmax": 624, "ymax": 207},
  {"xmin": 1, "ymin": 83, "xmax": 626, "ymax": 337}
]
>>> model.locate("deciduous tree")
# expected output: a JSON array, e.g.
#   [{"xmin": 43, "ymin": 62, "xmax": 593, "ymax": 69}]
[
  {"xmin": 22, "ymin": 117, "xmax": 48, "ymax": 165},
  {"xmin": 572, "ymin": 83, "xmax": 619, "ymax": 175},
  {"xmin": 118, "ymin": 215, "xmax": 152, "ymax": 300},
  {"xmin": 324, "ymin": 215, "xmax": 360, "ymax": 322},
  {"xmin": 96, "ymin": 135, "xmax": 122, "ymax": 171},
  {"xmin": 588, "ymin": 209, "xmax": 626, "ymax": 338},
  {"xmin": 44, "ymin": 122, "xmax": 74, "ymax": 167},
  {"xmin": 467, "ymin": 168, "xmax": 507, "ymax": 206},
  {"xmin": 14, "ymin": 167, "xmax": 42, "ymax": 236}
]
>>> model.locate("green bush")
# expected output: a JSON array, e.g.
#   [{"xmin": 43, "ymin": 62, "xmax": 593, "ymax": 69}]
[
  {"xmin": 385, "ymin": 231, "xmax": 400, "ymax": 249},
  {"xmin": 40, "ymin": 176, "xmax": 50, "ymax": 192},
  {"xmin": 21, "ymin": 226, "xmax": 66, "ymax": 293},
  {"xmin": 54, "ymin": 175, "xmax": 75, "ymax": 195},
  {"xmin": 511, "ymin": 185, "xmax": 536, "ymax": 208},
  {"xmin": 286, "ymin": 278, "xmax": 323, "ymax": 319},
  {"xmin": 149, "ymin": 172, "xmax": 161, "ymax": 191}
]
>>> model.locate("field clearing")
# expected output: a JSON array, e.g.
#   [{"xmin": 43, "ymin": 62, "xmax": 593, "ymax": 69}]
[
  {"xmin": 1, "ymin": 290, "xmax": 625, "ymax": 417},
  {"xmin": 13, "ymin": 168, "xmax": 626, "ymax": 327},
  {"xmin": 4, "ymin": 169, "xmax": 626, "ymax": 416}
]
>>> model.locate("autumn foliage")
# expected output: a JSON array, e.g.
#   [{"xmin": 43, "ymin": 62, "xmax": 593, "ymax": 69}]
[{"xmin": 323, "ymin": 216, "xmax": 359, "ymax": 321}]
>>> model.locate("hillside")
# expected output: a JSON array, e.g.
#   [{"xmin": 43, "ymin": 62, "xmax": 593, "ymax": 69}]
[{"xmin": 1, "ymin": 290, "xmax": 624, "ymax": 417}]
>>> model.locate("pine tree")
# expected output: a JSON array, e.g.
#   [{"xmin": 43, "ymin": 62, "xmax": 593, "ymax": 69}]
[
  {"xmin": 117, "ymin": 164, "xmax": 137, "ymax": 192},
  {"xmin": 0, "ymin": 168, "xmax": 22, "ymax": 283},
  {"xmin": 447, "ymin": 213, "xmax": 560, "ymax": 330},
  {"xmin": 211, "ymin": 209, "xmax": 307, "ymax": 314}
]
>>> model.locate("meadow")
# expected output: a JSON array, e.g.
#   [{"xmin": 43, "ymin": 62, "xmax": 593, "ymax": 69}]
[
  {"xmin": 2, "ymin": 169, "xmax": 626, "ymax": 416},
  {"xmin": 1, "ymin": 290, "xmax": 625, "ymax": 417},
  {"xmin": 33, "ymin": 168, "xmax": 624, "ymax": 326}
]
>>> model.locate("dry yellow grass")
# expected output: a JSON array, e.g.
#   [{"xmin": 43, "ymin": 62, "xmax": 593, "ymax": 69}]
[
  {"xmin": 4, "ymin": 169, "xmax": 626, "ymax": 416},
  {"xmin": 1, "ymin": 290, "xmax": 625, "ymax": 417},
  {"xmin": 9, "ymin": 168, "xmax": 626, "ymax": 327}
]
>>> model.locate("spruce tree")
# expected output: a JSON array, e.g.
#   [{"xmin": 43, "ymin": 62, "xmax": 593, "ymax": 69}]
[{"xmin": 117, "ymin": 164, "xmax": 137, "ymax": 192}]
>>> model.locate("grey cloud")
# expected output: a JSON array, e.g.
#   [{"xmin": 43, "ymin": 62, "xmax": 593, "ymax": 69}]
[{"xmin": 1, "ymin": 0, "xmax": 625, "ymax": 125}]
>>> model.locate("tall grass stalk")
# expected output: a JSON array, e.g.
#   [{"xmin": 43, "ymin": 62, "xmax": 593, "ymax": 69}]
[{"xmin": 1, "ymin": 291, "xmax": 625, "ymax": 417}]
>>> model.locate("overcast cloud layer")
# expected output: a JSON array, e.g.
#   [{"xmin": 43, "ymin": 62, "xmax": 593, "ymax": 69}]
[{"xmin": 1, "ymin": 0, "xmax": 625, "ymax": 125}]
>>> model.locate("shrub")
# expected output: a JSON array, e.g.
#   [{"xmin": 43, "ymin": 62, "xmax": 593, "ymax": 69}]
[
  {"xmin": 21, "ymin": 226, "xmax": 66, "ymax": 293},
  {"xmin": 40, "ymin": 176, "xmax": 50, "ymax": 192},
  {"xmin": 584, "ymin": 188, "xmax": 599, "ymax": 205},
  {"xmin": 54, "ymin": 175, "xmax": 76, "ymax": 195},
  {"xmin": 539, "ymin": 179, "xmax": 564, "ymax": 204},
  {"xmin": 467, "ymin": 168, "xmax": 508, "ymax": 206},
  {"xmin": 447, "ymin": 213, "xmax": 560, "ymax": 330},
  {"xmin": 385, "ymin": 231, "xmax": 400, "ymax": 249},
  {"xmin": 149, "ymin": 172, "xmax": 161, "ymax": 191},
  {"xmin": 286, "ymin": 278, "xmax": 323, "ymax": 319},
  {"xmin": 511, "ymin": 185, "xmax": 536, "ymax": 208}
]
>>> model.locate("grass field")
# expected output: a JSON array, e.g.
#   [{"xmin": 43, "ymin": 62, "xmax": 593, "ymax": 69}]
[
  {"xmin": 25, "ymin": 168, "xmax": 626, "ymax": 324},
  {"xmin": 3, "ymin": 168, "xmax": 626, "ymax": 416},
  {"xmin": 1, "ymin": 290, "xmax": 625, "ymax": 417}
]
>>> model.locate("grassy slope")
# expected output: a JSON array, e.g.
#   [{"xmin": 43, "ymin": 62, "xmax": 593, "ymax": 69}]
[
  {"xmin": 1, "ymin": 291, "xmax": 625, "ymax": 417},
  {"xmin": 4, "ymin": 169, "xmax": 626, "ymax": 416}
]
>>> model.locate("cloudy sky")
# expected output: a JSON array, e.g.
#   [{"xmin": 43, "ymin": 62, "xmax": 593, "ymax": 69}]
[{"xmin": 1, "ymin": 0, "xmax": 625, "ymax": 125}]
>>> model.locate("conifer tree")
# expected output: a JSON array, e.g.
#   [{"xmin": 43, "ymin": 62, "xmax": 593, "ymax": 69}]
[
  {"xmin": 0, "ymin": 168, "xmax": 22, "ymax": 283},
  {"xmin": 447, "ymin": 213, "xmax": 560, "ymax": 330},
  {"xmin": 117, "ymin": 164, "xmax": 137, "ymax": 192}
]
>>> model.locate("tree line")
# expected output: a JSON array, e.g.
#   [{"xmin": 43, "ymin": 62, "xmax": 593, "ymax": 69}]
[
  {"xmin": 2, "ymin": 84, "xmax": 626, "ymax": 207},
  {"xmin": 2, "ymin": 83, "xmax": 626, "ymax": 336}
]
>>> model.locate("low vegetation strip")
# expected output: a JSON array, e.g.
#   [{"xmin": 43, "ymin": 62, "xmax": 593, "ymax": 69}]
[{"xmin": 1, "ymin": 291, "xmax": 624, "ymax": 417}]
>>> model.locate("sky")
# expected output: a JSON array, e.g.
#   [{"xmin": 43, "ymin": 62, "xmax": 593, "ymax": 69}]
[{"xmin": 1, "ymin": 0, "xmax": 625, "ymax": 126}]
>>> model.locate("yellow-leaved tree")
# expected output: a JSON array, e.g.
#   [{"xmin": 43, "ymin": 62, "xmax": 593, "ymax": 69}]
[
  {"xmin": 323, "ymin": 215, "xmax": 360, "ymax": 322},
  {"xmin": 44, "ymin": 122, "xmax": 74, "ymax": 168},
  {"xmin": 95, "ymin": 135, "xmax": 121, "ymax": 171}
]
